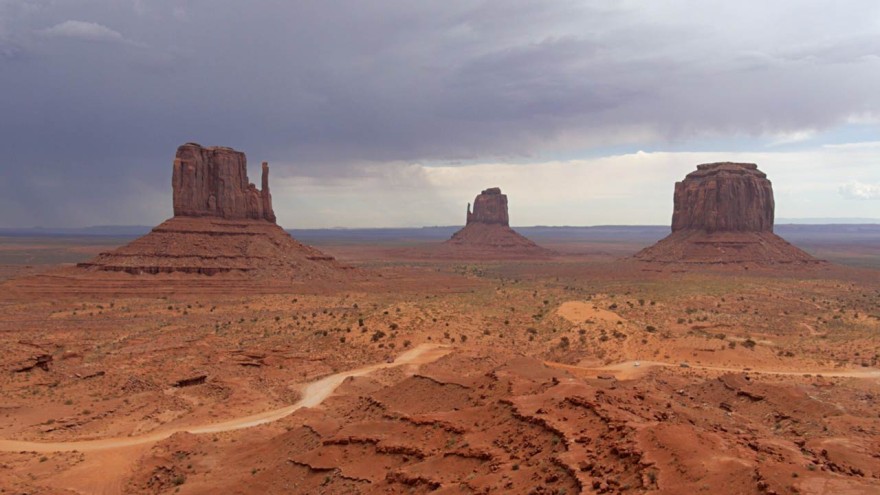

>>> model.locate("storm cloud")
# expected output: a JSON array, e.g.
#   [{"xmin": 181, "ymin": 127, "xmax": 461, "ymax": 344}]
[{"xmin": 1, "ymin": 0, "xmax": 878, "ymax": 227}]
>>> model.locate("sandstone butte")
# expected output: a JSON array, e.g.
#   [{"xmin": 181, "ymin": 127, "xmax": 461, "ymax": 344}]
[
  {"xmin": 634, "ymin": 162, "xmax": 821, "ymax": 265},
  {"xmin": 442, "ymin": 187, "xmax": 552, "ymax": 258},
  {"xmin": 78, "ymin": 143, "xmax": 347, "ymax": 278},
  {"xmin": 172, "ymin": 143, "xmax": 276, "ymax": 222}
]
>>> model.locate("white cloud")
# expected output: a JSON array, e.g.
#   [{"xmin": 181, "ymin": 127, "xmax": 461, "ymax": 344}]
[
  {"xmin": 840, "ymin": 181, "xmax": 880, "ymax": 200},
  {"xmin": 765, "ymin": 129, "xmax": 817, "ymax": 147},
  {"xmin": 269, "ymin": 144, "xmax": 880, "ymax": 228},
  {"xmin": 39, "ymin": 20, "xmax": 131, "ymax": 44},
  {"xmin": 845, "ymin": 113, "xmax": 880, "ymax": 125},
  {"xmin": 823, "ymin": 141, "xmax": 880, "ymax": 150}
]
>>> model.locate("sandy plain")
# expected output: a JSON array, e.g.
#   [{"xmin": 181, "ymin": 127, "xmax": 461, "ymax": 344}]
[{"xmin": 0, "ymin": 229, "xmax": 878, "ymax": 495}]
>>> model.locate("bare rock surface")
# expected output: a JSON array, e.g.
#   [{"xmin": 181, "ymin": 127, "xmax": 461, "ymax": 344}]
[
  {"xmin": 635, "ymin": 163, "xmax": 820, "ymax": 265},
  {"xmin": 672, "ymin": 162, "xmax": 773, "ymax": 233},
  {"xmin": 172, "ymin": 143, "xmax": 275, "ymax": 222},
  {"xmin": 467, "ymin": 187, "xmax": 509, "ymax": 226}
]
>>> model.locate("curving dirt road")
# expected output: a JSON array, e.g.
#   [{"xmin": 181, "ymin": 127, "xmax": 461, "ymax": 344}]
[{"xmin": 0, "ymin": 344, "xmax": 451, "ymax": 454}]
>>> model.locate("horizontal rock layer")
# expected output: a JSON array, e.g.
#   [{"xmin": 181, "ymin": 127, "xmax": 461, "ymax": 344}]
[
  {"xmin": 671, "ymin": 162, "xmax": 773, "ymax": 233},
  {"xmin": 442, "ymin": 223, "xmax": 552, "ymax": 259},
  {"xmin": 77, "ymin": 217, "xmax": 345, "ymax": 277},
  {"xmin": 172, "ymin": 143, "xmax": 276, "ymax": 222},
  {"xmin": 632, "ymin": 230, "xmax": 821, "ymax": 265},
  {"xmin": 467, "ymin": 187, "xmax": 509, "ymax": 226}
]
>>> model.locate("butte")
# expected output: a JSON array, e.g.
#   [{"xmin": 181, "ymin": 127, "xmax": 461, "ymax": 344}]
[
  {"xmin": 77, "ymin": 143, "xmax": 347, "ymax": 279},
  {"xmin": 438, "ymin": 187, "xmax": 552, "ymax": 258},
  {"xmin": 633, "ymin": 162, "xmax": 820, "ymax": 265}
]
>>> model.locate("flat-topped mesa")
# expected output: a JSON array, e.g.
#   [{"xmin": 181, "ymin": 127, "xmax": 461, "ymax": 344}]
[
  {"xmin": 172, "ymin": 143, "xmax": 276, "ymax": 222},
  {"xmin": 633, "ymin": 161, "xmax": 821, "ymax": 265},
  {"xmin": 466, "ymin": 187, "xmax": 510, "ymax": 226},
  {"xmin": 672, "ymin": 162, "xmax": 774, "ymax": 233}
]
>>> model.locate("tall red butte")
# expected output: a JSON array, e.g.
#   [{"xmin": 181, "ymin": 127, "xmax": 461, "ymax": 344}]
[
  {"xmin": 78, "ymin": 143, "xmax": 344, "ymax": 277},
  {"xmin": 634, "ymin": 162, "xmax": 820, "ymax": 265},
  {"xmin": 441, "ymin": 187, "xmax": 551, "ymax": 258}
]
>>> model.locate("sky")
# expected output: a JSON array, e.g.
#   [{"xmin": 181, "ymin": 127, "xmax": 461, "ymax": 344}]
[{"xmin": 0, "ymin": 0, "xmax": 878, "ymax": 228}]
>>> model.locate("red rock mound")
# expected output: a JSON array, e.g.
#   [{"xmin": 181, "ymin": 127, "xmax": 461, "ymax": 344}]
[
  {"xmin": 78, "ymin": 217, "xmax": 342, "ymax": 277},
  {"xmin": 77, "ymin": 143, "xmax": 347, "ymax": 278},
  {"xmin": 634, "ymin": 162, "xmax": 820, "ymax": 265},
  {"xmin": 438, "ymin": 188, "xmax": 552, "ymax": 258}
]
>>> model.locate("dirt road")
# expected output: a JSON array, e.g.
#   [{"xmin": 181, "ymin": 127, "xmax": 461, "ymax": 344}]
[{"xmin": 0, "ymin": 344, "xmax": 451, "ymax": 453}]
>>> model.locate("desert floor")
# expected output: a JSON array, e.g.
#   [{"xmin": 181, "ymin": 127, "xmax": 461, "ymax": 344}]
[{"xmin": 0, "ymin": 232, "xmax": 878, "ymax": 494}]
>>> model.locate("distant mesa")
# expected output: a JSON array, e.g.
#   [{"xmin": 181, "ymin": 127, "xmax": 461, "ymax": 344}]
[
  {"xmin": 441, "ymin": 187, "xmax": 552, "ymax": 258},
  {"xmin": 78, "ymin": 143, "xmax": 347, "ymax": 277},
  {"xmin": 634, "ymin": 162, "xmax": 821, "ymax": 265},
  {"xmin": 671, "ymin": 162, "xmax": 773, "ymax": 233}
]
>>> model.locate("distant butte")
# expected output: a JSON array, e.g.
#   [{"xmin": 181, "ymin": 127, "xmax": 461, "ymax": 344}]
[
  {"xmin": 78, "ymin": 143, "xmax": 348, "ymax": 277},
  {"xmin": 466, "ymin": 187, "xmax": 509, "ymax": 226},
  {"xmin": 634, "ymin": 162, "xmax": 821, "ymax": 265},
  {"xmin": 440, "ymin": 187, "xmax": 552, "ymax": 258},
  {"xmin": 172, "ymin": 143, "xmax": 276, "ymax": 222}
]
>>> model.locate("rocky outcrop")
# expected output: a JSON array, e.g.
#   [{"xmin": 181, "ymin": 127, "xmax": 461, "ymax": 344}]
[
  {"xmin": 671, "ymin": 163, "xmax": 773, "ymax": 233},
  {"xmin": 634, "ymin": 163, "xmax": 820, "ymax": 265},
  {"xmin": 467, "ymin": 188, "xmax": 509, "ymax": 226},
  {"xmin": 78, "ymin": 143, "xmax": 350, "ymax": 278},
  {"xmin": 439, "ymin": 187, "xmax": 551, "ymax": 259},
  {"xmin": 172, "ymin": 143, "xmax": 275, "ymax": 222}
]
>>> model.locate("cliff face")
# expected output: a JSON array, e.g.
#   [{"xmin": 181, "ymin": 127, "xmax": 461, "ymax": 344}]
[
  {"xmin": 467, "ymin": 187, "xmax": 510, "ymax": 226},
  {"xmin": 441, "ymin": 187, "xmax": 551, "ymax": 258},
  {"xmin": 634, "ymin": 162, "xmax": 819, "ymax": 265},
  {"xmin": 671, "ymin": 163, "xmax": 774, "ymax": 233},
  {"xmin": 172, "ymin": 143, "xmax": 275, "ymax": 222}
]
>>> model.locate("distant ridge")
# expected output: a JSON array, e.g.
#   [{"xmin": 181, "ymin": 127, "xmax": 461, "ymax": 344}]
[
  {"xmin": 776, "ymin": 218, "xmax": 880, "ymax": 224},
  {"xmin": 1, "ymin": 222, "xmax": 877, "ymax": 238}
]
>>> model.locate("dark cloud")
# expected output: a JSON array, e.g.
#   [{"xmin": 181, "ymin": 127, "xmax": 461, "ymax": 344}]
[{"xmin": 0, "ymin": 0, "xmax": 879, "ymax": 226}]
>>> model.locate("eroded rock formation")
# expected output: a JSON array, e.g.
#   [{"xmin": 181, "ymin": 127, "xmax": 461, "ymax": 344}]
[
  {"xmin": 671, "ymin": 163, "xmax": 773, "ymax": 233},
  {"xmin": 634, "ymin": 162, "xmax": 820, "ymax": 265},
  {"xmin": 172, "ymin": 143, "xmax": 275, "ymax": 222},
  {"xmin": 467, "ymin": 187, "xmax": 509, "ymax": 226},
  {"xmin": 78, "ymin": 143, "xmax": 346, "ymax": 278},
  {"xmin": 441, "ymin": 187, "xmax": 551, "ymax": 258}
]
